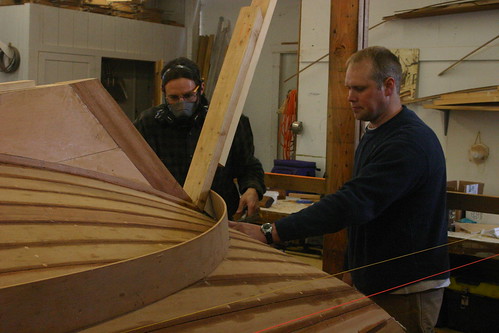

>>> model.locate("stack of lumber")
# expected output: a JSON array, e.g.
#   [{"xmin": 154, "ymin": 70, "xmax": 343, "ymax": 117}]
[
  {"xmin": 201, "ymin": 16, "xmax": 231, "ymax": 100},
  {"xmin": 424, "ymin": 85, "xmax": 499, "ymax": 111},
  {"xmin": 383, "ymin": 0, "xmax": 499, "ymax": 21},
  {"xmin": 135, "ymin": 6, "xmax": 163, "ymax": 23},
  {"xmin": 0, "ymin": 0, "xmax": 169, "ymax": 25},
  {"xmin": 30, "ymin": 0, "xmax": 82, "ymax": 10}
]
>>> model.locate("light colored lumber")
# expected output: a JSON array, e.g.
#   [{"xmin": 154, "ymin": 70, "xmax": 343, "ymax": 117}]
[
  {"xmin": 220, "ymin": 0, "xmax": 277, "ymax": 165},
  {"xmin": 382, "ymin": 0, "xmax": 499, "ymax": 21},
  {"xmin": 423, "ymin": 104, "xmax": 499, "ymax": 111},
  {"xmin": 433, "ymin": 89, "xmax": 499, "ymax": 105},
  {"xmin": 405, "ymin": 85, "xmax": 498, "ymax": 104},
  {"xmin": 183, "ymin": 5, "xmax": 264, "ymax": 211}
]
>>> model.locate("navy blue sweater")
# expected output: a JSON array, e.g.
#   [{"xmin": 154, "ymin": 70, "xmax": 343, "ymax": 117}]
[{"xmin": 275, "ymin": 107, "xmax": 450, "ymax": 295}]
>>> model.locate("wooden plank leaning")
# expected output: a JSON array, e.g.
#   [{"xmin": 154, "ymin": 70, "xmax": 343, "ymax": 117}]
[{"xmin": 183, "ymin": 1, "xmax": 270, "ymax": 212}]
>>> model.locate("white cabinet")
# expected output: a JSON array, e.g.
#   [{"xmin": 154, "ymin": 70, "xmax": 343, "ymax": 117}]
[
  {"xmin": 37, "ymin": 52, "xmax": 97, "ymax": 85},
  {"xmin": 0, "ymin": 3, "xmax": 186, "ymax": 85}
]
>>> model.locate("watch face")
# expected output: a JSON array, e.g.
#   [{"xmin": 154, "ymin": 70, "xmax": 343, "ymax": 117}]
[{"xmin": 262, "ymin": 223, "xmax": 272, "ymax": 232}]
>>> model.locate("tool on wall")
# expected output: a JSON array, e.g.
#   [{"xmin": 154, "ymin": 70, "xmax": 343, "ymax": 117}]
[
  {"xmin": 0, "ymin": 41, "xmax": 20, "ymax": 73},
  {"xmin": 101, "ymin": 62, "xmax": 128, "ymax": 103}
]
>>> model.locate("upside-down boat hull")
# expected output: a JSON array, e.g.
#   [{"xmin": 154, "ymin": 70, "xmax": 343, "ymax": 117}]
[{"xmin": 0, "ymin": 79, "xmax": 404, "ymax": 332}]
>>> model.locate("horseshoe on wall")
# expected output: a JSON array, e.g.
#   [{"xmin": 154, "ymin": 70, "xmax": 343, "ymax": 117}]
[{"xmin": 0, "ymin": 42, "xmax": 21, "ymax": 73}]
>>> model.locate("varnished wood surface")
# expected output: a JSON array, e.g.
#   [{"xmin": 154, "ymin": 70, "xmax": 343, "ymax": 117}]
[
  {"xmin": 80, "ymin": 230, "xmax": 403, "ymax": 333},
  {"xmin": 0, "ymin": 156, "xmax": 228, "ymax": 333}
]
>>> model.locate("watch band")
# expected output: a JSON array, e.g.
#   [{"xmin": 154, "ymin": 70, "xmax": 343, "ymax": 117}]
[{"xmin": 261, "ymin": 223, "xmax": 273, "ymax": 244}]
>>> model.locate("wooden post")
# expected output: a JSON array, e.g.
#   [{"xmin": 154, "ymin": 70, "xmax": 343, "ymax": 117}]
[{"xmin": 322, "ymin": 0, "xmax": 359, "ymax": 274}]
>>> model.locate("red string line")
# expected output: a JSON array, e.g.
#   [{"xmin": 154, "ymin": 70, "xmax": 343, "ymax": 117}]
[{"xmin": 253, "ymin": 252, "xmax": 499, "ymax": 333}]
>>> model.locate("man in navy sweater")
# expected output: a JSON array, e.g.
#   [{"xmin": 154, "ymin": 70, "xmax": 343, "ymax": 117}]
[{"xmin": 231, "ymin": 46, "xmax": 450, "ymax": 332}]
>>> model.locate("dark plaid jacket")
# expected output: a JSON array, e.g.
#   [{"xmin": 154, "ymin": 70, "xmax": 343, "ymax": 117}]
[{"xmin": 134, "ymin": 97, "xmax": 265, "ymax": 219}]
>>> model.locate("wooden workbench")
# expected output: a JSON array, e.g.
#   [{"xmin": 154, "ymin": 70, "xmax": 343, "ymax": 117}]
[
  {"xmin": 448, "ymin": 222, "xmax": 499, "ymax": 258},
  {"xmin": 260, "ymin": 192, "xmax": 499, "ymax": 263},
  {"xmin": 260, "ymin": 197, "xmax": 313, "ymax": 223}
]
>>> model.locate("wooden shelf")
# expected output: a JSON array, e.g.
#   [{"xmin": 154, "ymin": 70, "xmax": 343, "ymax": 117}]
[
  {"xmin": 421, "ymin": 86, "xmax": 499, "ymax": 135},
  {"xmin": 382, "ymin": 0, "xmax": 499, "ymax": 21}
]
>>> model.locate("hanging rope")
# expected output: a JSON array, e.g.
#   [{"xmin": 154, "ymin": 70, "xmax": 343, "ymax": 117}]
[{"xmin": 278, "ymin": 89, "xmax": 297, "ymax": 160}]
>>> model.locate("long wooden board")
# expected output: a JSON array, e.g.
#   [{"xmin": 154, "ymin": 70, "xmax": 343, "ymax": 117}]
[
  {"xmin": 220, "ymin": 0, "xmax": 277, "ymax": 165},
  {"xmin": 183, "ymin": 4, "xmax": 264, "ymax": 211}
]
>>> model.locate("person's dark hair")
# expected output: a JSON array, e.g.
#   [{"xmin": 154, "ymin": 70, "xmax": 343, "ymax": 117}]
[
  {"xmin": 160, "ymin": 57, "xmax": 203, "ymax": 92},
  {"xmin": 347, "ymin": 46, "xmax": 402, "ymax": 93}
]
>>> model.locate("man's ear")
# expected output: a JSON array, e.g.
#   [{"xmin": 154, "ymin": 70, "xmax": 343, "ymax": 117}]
[
  {"xmin": 383, "ymin": 77, "xmax": 396, "ymax": 96},
  {"xmin": 200, "ymin": 81, "xmax": 205, "ymax": 94}
]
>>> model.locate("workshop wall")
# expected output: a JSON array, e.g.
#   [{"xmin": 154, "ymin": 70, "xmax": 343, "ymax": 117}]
[
  {"xmin": 201, "ymin": 1, "xmax": 498, "ymax": 224},
  {"xmin": 0, "ymin": 3, "xmax": 186, "ymax": 85},
  {"xmin": 200, "ymin": 0, "xmax": 301, "ymax": 172},
  {"xmin": 369, "ymin": 0, "xmax": 498, "ymax": 223}
]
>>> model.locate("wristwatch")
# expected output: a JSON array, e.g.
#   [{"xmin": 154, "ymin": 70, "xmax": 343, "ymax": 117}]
[{"xmin": 260, "ymin": 223, "xmax": 273, "ymax": 244}]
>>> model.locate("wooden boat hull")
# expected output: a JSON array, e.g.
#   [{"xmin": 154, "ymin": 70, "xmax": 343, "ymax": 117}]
[
  {"xmin": 0, "ymin": 79, "xmax": 404, "ymax": 332},
  {"xmin": 0, "ymin": 154, "xmax": 229, "ymax": 333}
]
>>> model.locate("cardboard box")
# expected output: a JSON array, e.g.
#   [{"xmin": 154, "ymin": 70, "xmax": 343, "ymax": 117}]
[{"xmin": 447, "ymin": 180, "xmax": 485, "ymax": 227}]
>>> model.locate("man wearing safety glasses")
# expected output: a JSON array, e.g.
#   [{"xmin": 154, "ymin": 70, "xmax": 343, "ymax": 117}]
[{"xmin": 134, "ymin": 57, "xmax": 265, "ymax": 220}]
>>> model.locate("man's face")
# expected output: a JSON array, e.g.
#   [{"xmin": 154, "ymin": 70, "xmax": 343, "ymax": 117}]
[
  {"xmin": 164, "ymin": 78, "xmax": 199, "ymax": 104},
  {"xmin": 344, "ymin": 60, "xmax": 388, "ymax": 123}
]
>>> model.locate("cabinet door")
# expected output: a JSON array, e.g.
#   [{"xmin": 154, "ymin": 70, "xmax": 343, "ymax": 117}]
[{"xmin": 37, "ymin": 52, "xmax": 98, "ymax": 85}]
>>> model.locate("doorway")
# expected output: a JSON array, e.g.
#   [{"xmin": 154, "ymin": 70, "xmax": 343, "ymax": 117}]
[{"xmin": 101, "ymin": 58, "xmax": 155, "ymax": 122}]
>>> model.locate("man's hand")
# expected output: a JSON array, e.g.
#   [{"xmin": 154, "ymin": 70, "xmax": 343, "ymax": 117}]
[
  {"xmin": 229, "ymin": 221, "xmax": 281, "ymax": 244},
  {"xmin": 229, "ymin": 221, "xmax": 267, "ymax": 243},
  {"xmin": 236, "ymin": 188, "xmax": 260, "ymax": 218}
]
